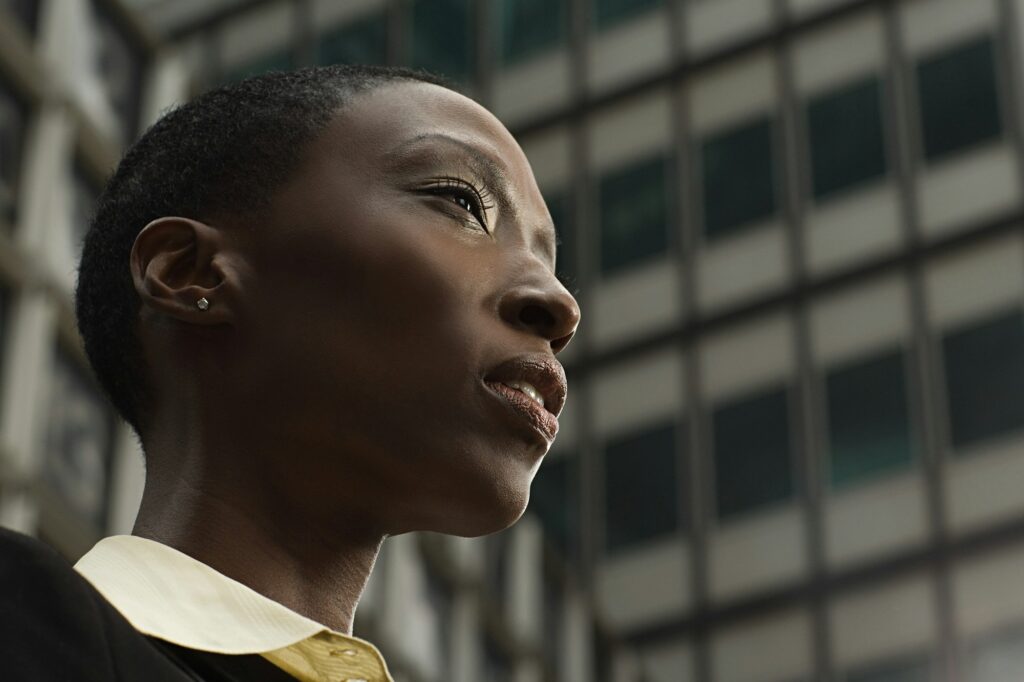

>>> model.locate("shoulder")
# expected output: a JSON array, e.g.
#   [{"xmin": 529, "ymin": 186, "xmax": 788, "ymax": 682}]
[{"xmin": 0, "ymin": 527, "xmax": 195, "ymax": 681}]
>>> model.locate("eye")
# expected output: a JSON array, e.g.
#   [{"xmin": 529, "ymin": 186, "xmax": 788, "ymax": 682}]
[{"xmin": 423, "ymin": 178, "xmax": 493, "ymax": 231}]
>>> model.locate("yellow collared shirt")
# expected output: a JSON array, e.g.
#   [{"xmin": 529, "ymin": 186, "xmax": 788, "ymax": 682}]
[{"xmin": 74, "ymin": 535, "xmax": 393, "ymax": 682}]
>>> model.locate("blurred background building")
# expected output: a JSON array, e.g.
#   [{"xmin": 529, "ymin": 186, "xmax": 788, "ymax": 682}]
[{"xmin": 2, "ymin": 0, "xmax": 1024, "ymax": 680}]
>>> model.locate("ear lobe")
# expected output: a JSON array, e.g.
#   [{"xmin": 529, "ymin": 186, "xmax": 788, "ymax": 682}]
[{"xmin": 130, "ymin": 217, "xmax": 233, "ymax": 325}]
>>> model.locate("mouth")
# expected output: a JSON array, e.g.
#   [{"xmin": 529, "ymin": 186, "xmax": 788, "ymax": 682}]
[{"xmin": 482, "ymin": 354, "xmax": 567, "ymax": 443}]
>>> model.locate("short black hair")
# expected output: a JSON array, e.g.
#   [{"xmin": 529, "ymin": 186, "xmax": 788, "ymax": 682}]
[{"xmin": 75, "ymin": 64, "xmax": 449, "ymax": 435}]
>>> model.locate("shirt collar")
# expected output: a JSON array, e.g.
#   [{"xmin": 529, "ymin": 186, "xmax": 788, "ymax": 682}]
[{"xmin": 75, "ymin": 534, "xmax": 346, "ymax": 654}]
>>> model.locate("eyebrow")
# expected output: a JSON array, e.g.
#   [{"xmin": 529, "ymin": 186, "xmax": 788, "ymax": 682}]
[{"xmin": 385, "ymin": 132, "xmax": 559, "ymax": 267}]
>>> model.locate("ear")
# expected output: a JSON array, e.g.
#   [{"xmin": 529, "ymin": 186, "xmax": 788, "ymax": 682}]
[{"xmin": 130, "ymin": 217, "xmax": 234, "ymax": 325}]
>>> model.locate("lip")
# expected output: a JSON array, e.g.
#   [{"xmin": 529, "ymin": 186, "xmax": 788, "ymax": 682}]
[{"xmin": 483, "ymin": 354, "xmax": 568, "ymax": 443}]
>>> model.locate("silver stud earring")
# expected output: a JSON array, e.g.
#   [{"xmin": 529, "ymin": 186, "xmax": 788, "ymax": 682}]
[{"xmin": 196, "ymin": 297, "xmax": 210, "ymax": 311}]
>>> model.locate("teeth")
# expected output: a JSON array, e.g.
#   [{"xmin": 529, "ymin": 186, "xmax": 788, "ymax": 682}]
[{"xmin": 502, "ymin": 380, "xmax": 544, "ymax": 408}]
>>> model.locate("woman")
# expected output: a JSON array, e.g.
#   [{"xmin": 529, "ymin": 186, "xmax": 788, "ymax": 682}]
[{"xmin": 2, "ymin": 64, "xmax": 579, "ymax": 680}]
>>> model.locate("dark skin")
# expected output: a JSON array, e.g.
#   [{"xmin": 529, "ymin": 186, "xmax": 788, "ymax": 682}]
[{"xmin": 127, "ymin": 82, "xmax": 580, "ymax": 635}]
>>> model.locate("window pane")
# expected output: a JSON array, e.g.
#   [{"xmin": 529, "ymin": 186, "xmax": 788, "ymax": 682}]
[
  {"xmin": 530, "ymin": 455, "xmax": 579, "ymax": 561},
  {"xmin": 498, "ymin": 0, "xmax": 565, "ymax": 66},
  {"xmin": 603, "ymin": 421, "xmax": 679, "ymax": 554},
  {"xmin": 942, "ymin": 309, "xmax": 1024, "ymax": 449},
  {"xmin": 593, "ymin": 0, "xmax": 663, "ymax": 30},
  {"xmin": 318, "ymin": 12, "xmax": 387, "ymax": 66},
  {"xmin": 546, "ymin": 190, "xmax": 576, "ymax": 290},
  {"xmin": 90, "ymin": 3, "xmax": 144, "ymax": 144},
  {"xmin": 808, "ymin": 76, "xmax": 887, "ymax": 201},
  {"xmin": 713, "ymin": 386, "xmax": 793, "ymax": 520},
  {"xmin": 1, "ymin": 0, "xmax": 40, "ymax": 35},
  {"xmin": 917, "ymin": 36, "xmax": 1002, "ymax": 162},
  {"xmin": 44, "ymin": 351, "xmax": 116, "ymax": 529},
  {"xmin": 969, "ymin": 624, "xmax": 1024, "ymax": 682},
  {"xmin": 846, "ymin": 655, "xmax": 931, "ymax": 682},
  {"xmin": 702, "ymin": 116, "xmax": 776, "ymax": 239},
  {"xmin": 826, "ymin": 350, "xmax": 914, "ymax": 489},
  {"xmin": 0, "ymin": 82, "xmax": 27, "ymax": 225},
  {"xmin": 408, "ymin": 0, "xmax": 474, "ymax": 84},
  {"xmin": 598, "ymin": 155, "xmax": 671, "ymax": 276}
]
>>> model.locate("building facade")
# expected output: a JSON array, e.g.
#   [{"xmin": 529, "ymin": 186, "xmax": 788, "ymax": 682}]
[{"xmin": 3, "ymin": 0, "xmax": 1024, "ymax": 681}]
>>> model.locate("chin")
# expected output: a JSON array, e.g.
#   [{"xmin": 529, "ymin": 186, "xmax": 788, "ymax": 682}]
[{"xmin": 432, "ymin": 474, "xmax": 532, "ymax": 538}]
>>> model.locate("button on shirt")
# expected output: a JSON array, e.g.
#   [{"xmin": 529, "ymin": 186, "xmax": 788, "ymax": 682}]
[{"xmin": 74, "ymin": 536, "xmax": 393, "ymax": 682}]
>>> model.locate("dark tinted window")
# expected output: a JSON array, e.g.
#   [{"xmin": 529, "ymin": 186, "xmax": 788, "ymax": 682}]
[
  {"xmin": 529, "ymin": 455, "xmax": 579, "ymax": 561},
  {"xmin": 90, "ymin": 2, "xmax": 144, "ymax": 144},
  {"xmin": 44, "ymin": 351, "xmax": 116, "ymax": 529},
  {"xmin": 546, "ymin": 190, "xmax": 576, "ymax": 290},
  {"xmin": 1, "ymin": 0, "xmax": 40, "ymax": 35},
  {"xmin": 593, "ymin": 0, "xmax": 663, "ymax": 30},
  {"xmin": 846, "ymin": 655, "xmax": 931, "ymax": 682},
  {"xmin": 498, "ymin": 0, "xmax": 566, "ymax": 65},
  {"xmin": 603, "ymin": 421, "xmax": 679, "ymax": 554},
  {"xmin": 223, "ymin": 50, "xmax": 293, "ymax": 83},
  {"xmin": 598, "ymin": 155, "xmax": 671, "ymax": 276},
  {"xmin": 826, "ymin": 350, "xmax": 915, "ymax": 489},
  {"xmin": 701, "ymin": 116, "xmax": 776, "ymax": 239},
  {"xmin": 942, "ymin": 309, "xmax": 1024, "ymax": 449},
  {"xmin": 917, "ymin": 36, "xmax": 1002, "ymax": 162},
  {"xmin": 409, "ymin": 0, "xmax": 474, "ymax": 84},
  {"xmin": 713, "ymin": 386, "xmax": 793, "ymax": 520},
  {"xmin": 318, "ymin": 12, "xmax": 387, "ymax": 66},
  {"xmin": 808, "ymin": 76, "xmax": 887, "ymax": 200},
  {"xmin": 0, "ymin": 82, "xmax": 26, "ymax": 225}
]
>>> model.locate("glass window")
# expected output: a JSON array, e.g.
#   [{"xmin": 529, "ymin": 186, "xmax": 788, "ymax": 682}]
[
  {"xmin": 483, "ymin": 633, "xmax": 513, "ymax": 682},
  {"xmin": 317, "ymin": 12, "xmax": 387, "ymax": 66},
  {"xmin": 917, "ymin": 35, "xmax": 1002, "ymax": 163},
  {"xmin": 598, "ymin": 154, "xmax": 671, "ymax": 276},
  {"xmin": 593, "ymin": 0, "xmax": 663, "ymax": 30},
  {"xmin": 44, "ymin": 350, "xmax": 117, "ymax": 529},
  {"xmin": 603, "ymin": 421, "xmax": 679, "ymax": 554},
  {"xmin": 807, "ymin": 76, "xmax": 887, "ymax": 201},
  {"xmin": 497, "ymin": 0, "xmax": 566, "ymax": 66},
  {"xmin": 542, "ymin": 572, "xmax": 565, "ymax": 675},
  {"xmin": 1, "ymin": 0, "xmax": 40, "ymax": 35},
  {"xmin": 712, "ymin": 386, "xmax": 793, "ymax": 520},
  {"xmin": 408, "ymin": 0, "xmax": 474, "ymax": 84},
  {"xmin": 0, "ymin": 82, "xmax": 26, "ymax": 225},
  {"xmin": 968, "ymin": 623, "xmax": 1024, "ymax": 682},
  {"xmin": 826, "ymin": 350, "xmax": 915, "ymax": 489},
  {"xmin": 942, "ymin": 309, "xmax": 1024, "ymax": 450},
  {"xmin": 530, "ymin": 454, "xmax": 579, "ymax": 561},
  {"xmin": 846, "ymin": 654, "xmax": 931, "ymax": 682},
  {"xmin": 89, "ymin": 2, "xmax": 145, "ymax": 144},
  {"xmin": 223, "ymin": 49, "xmax": 294, "ymax": 84},
  {"xmin": 701, "ymin": 116, "xmax": 777, "ymax": 240},
  {"xmin": 547, "ymin": 190, "xmax": 576, "ymax": 291}
]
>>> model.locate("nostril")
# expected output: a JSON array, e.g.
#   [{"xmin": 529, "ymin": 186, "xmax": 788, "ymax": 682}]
[{"xmin": 518, "ymin": 302, "xmax": 556, "ymax": 330}]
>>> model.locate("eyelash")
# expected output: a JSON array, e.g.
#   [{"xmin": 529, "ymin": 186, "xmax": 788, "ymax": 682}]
[{"xmin": 423, "ymin": 177, "xmax": 495, "ymax": 230}]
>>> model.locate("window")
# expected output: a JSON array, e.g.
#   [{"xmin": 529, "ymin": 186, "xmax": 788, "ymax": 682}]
[
  {"xmin": 498, "ymin": 0, "xmax": 566, "ymax": 66},
  {"xmin": 223, "ymin": 50, "xmax": 294, "ymax": 83},
  {"xmin": 846, "ymin": 654, "xmax": 931, "ymax": 682},
  {"xmin": 826, "ymin": 350, "xmax": 915, "ymax": 489},
  {"xmin": 701, "ymin": 116, "xmax": 777, "ymax": 240},
  {"xmin": 408, "ymin": 0, "xmax": 474, "ymax": 84},
  {"xmin": 547, "ymin": 190, "xmax": 576, "ymax": 290},
  {"xmin": 598, "ymin": 155, "xmax": 671, "ymax": 276},
  {"xmin": 603, "ymin": 421, "xmax": 680, "ymax": 554},
  {"xmin": 942, "ymin": 309, "xmax": 1024, "ymax": 450},
  {"xmin": 593, "ymin": 0, "xmax": 663, "ymax": 30},
  {"xmin": 712, "ymin": 386, "xmax": 793, "ymax": 520},
  {"xmin": 482, "ymin": 633, "xmax": 513, "ymax": 682},
  {"xmin": 530, "ymin": 455, "xmax": 579, "ymax": 560},
  {"xmin": 318, "ymin": 12, "xmax": 387, "ymax": 66},
  {"xmin": 917, "ymin": 35, "xmax": 1002, "ymax": 162},
  {"xmin": 0, "ymin": 82, "xmax": 26, "ymax": 225},
  {"xmin": 968, "ymin": 624, "xmax": 1024, "ymax": 682},
  {"xmin": 89, "ymin": 2, "xmax": 145, "ymax": 144},
  {"xmin": 1, "ymin": 0, "xmax": 40, "ymax": 36},
  {"xmin": 44, "ymin": 350, "xmax": 117, "ymax": 529},
  {"xmin": 807, "ymin": 76, "xmax": 887, "ymax": 201}
]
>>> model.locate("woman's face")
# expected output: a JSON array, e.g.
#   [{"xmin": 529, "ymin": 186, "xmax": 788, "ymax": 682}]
[{"xmin": 229, "ymin": 81, "xmax": 580, "ymax": 537}]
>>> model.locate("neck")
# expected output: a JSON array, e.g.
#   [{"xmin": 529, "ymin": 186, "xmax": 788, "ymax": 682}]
[{"xmin": 132, "ymin": 459, "xmax": 384, "ymax": 635}]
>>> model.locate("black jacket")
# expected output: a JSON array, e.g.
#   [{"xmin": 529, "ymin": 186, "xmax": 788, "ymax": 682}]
[{"xmin": 0, "ymin": 527, "xmax": 296, "ymax": 681}]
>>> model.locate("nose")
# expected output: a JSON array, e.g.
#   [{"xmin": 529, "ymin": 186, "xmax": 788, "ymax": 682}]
[{"xmin": 498, "ymin": 272, "xmax": 581, "ymax": 354}]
